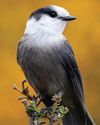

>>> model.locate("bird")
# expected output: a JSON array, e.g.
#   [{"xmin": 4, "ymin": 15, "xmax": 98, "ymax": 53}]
[{"xmin": 17, "ymin": 5, "xmax": 95, "ymax": 125}]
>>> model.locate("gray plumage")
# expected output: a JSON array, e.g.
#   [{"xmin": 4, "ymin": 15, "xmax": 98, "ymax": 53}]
[{"xmin": 17, "ymin": 5, "xmax": 95, "ymax": 125}]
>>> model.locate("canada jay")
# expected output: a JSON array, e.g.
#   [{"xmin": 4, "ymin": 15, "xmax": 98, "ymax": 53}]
[{"xmin": 17, "ymin": 5, "xmax": 95, "ymax": 125}]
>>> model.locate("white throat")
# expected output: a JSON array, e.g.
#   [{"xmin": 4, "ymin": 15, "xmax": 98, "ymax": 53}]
[
  {"xmin": 24, "ymin": 16, "xmax": 67, "ymax": 35},
  {"xmin": 23, "ymin": 19, "xmax": 66, "ymax": 49}
]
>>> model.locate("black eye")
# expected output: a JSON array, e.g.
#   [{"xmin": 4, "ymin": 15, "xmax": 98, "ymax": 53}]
[{"xmin": 49, "ymin": 11, "xmax": 57, "ymax": 18}]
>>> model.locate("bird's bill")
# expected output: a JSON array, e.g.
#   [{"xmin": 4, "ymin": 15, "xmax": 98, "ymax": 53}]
[{"xmin": 59, "ymin": 16, "xmax": 76, "ymax": 21}]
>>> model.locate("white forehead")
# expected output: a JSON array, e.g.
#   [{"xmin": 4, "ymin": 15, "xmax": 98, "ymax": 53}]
[{"xmin": 50, "ymin": 5, "xmax": 70, "ymax": 17}]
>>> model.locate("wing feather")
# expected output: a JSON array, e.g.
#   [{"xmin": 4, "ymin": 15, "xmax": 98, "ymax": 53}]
[{"xmin": 59, "ymin": 40, "xmax": 86, "ymax": 122}]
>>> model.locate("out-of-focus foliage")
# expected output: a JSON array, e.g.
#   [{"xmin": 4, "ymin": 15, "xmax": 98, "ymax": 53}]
[{"xmin": 0, "ymin": 0, "xmax": 100, "ymax": 125}]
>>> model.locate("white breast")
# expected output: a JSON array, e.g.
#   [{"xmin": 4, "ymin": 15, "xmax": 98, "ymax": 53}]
[{"xmin": 23, "ymin": 31, "xmax": 66, "ymax": 50}]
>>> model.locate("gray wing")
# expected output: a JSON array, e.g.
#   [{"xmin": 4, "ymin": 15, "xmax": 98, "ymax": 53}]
[
  {"xmin": 62, "ymin": 43, "xmax": 84, "ymax": 100},
  {"xmin": 59, "ymin": 40, "xmax": 86, "ymax": 122},
  {"xmin": 17, "ymin": 37, "xmax": 40, "ymax": 93}
]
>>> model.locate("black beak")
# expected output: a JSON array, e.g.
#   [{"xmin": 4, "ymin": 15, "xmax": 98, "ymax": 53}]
[{"xmin": 59, "ymin": 16, "xmax": 76, "ymax": 21}]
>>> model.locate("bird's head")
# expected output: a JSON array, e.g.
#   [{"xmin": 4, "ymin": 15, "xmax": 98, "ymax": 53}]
[{"xmin": 24, "ymin": 5, "xmax": 76, "ymax": 35}]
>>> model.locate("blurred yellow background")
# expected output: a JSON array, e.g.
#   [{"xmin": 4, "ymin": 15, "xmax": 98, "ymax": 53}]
[{"xmin": 0, "ymin": 0, "xmax": 100, "ymax": 125}]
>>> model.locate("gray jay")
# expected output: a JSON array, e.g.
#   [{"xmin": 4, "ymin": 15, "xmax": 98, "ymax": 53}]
[{"xmin": 17, "ymin": 5, "xmax": 95, "ymax": 125}]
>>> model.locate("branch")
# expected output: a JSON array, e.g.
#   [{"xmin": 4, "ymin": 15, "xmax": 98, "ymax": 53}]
[{"xmin": 13, "ymin": 80, "xmax": 69, "ymax": 125}]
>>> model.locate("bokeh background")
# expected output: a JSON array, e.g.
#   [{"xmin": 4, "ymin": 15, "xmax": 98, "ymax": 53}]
[{"xmin": 0, "ymin": 0, "xmax": 100, "ymax": 125}]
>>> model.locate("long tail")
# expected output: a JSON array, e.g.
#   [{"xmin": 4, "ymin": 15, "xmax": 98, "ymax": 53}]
[
  {"xmin": 62, "ymin": 107, "xmax": 95, "ymax": 125},
  {"xmin": 85, "ymin": 108, "xmax": 96, "ymax": 125}
]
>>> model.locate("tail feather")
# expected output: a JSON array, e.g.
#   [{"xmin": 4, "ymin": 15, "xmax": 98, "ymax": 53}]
[
  {"xmin": 85, "ymin": 108, "xmax": 96, "ymax": 125},
  {"xmin": 63, "ymin": 107, "xmax": 95, "ymax": 125},
  {"xmin": 63, "ymin": 108, "xmax": 84, "ymax": 125}
]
